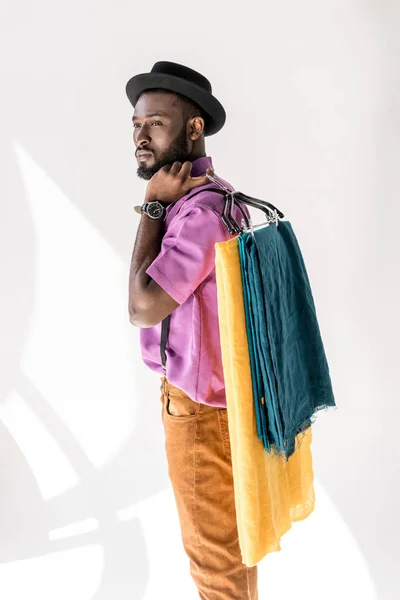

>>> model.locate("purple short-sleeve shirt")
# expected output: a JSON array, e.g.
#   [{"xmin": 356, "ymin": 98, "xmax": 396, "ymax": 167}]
[{"xmin": 140, "ymin": 156, "xmax": 250, "ymax": 407}]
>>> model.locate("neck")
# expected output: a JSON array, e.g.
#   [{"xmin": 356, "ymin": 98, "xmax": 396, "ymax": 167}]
[
  {"xmin": 188, "ymin": 151, "xmax": 206, "ymax": 162},
  {"xmin": 187, "ymin": 140, "xmax": 206, "ymax": 162}
]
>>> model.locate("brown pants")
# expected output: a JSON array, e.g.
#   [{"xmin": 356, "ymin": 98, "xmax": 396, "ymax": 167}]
[{"xmin": 160, "ymin": 376, "xmax": 258, "ymax": 599}]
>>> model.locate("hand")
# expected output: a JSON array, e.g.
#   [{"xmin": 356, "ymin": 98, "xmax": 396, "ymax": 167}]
[{"xmin": 145, "ymin": 161, "xmax": 214, "ymax": 204}]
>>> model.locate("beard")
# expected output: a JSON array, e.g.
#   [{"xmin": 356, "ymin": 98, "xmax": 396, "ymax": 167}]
[{"xmin": 136, "ymin": 126, "xmax": 190, "ymax": 181}]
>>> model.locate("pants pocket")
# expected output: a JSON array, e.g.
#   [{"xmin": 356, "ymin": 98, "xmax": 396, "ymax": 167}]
[{"xmin": 166, "ymin": 392, "xmax": 201, "ymax": 420}]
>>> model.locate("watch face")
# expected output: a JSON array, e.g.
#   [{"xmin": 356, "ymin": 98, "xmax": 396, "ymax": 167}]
[{"xmin": 147, "ymin": 202, "xmax": 165, "ymax": 219}]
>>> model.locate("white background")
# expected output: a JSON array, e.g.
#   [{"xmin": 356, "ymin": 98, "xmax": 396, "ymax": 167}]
[{"xmin": 0, "ymin": 1, "xmax": 399, "ymax": 598}]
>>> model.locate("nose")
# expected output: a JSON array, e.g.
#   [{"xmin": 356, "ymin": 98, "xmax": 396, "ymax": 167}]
[{"xmin": 134, "ymin": 124, "xmax": 151, "ymax": 148}]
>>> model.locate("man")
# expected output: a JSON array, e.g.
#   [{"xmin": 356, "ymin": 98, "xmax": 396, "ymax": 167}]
[{"xmin": 126, "ymin": 61, "xmax": 257, "ymax": 599}]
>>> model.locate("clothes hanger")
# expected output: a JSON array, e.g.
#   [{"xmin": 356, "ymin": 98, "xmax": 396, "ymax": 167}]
[{"xmin": 205, "ymin": 174, "xmax": 285, "ymax": 236}]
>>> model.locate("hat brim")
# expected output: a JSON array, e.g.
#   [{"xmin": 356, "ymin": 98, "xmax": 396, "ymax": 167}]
[{"xmin": 125, "ymin": 72, "xmax": 226, "ymax": 137}]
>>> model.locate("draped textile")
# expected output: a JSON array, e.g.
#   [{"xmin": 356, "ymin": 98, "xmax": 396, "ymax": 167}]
[{"xmin": 215, "ymin": 234, "xmax": 316, "ymax": 567}]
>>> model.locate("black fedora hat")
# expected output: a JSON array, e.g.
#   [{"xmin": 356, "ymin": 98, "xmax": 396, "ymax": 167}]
[{"xmin": 125, "ymin": 61, "xmax": 226, "ymax": 137}]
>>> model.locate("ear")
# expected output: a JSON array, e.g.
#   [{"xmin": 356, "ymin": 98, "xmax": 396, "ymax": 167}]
[{"xmin": 189, "ymin": 116, "xmax": 205, "ymax": 140}]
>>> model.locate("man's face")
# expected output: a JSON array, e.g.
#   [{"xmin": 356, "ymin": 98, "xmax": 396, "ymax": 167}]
[{"xmin": 132, "ymin": 91, "xmax": 190, "ymax": 180}]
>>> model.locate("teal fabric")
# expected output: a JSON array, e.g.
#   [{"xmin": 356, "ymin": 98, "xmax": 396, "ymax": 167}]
[
  {"xmin": 238, "ymin": 236, "xmax": 269, "ymax": 450},
  {"xmin": 239, "ymin": 220, "xmax": 336, "ymax": 459},
  {"xmin": 239, "ymin": 234, "xmax": 283, "ymax": 451}
]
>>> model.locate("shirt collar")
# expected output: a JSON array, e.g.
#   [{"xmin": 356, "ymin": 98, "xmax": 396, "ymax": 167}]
[{"xmin": 190, "ymin": 156, "xmax": 214, "ymax": 177}]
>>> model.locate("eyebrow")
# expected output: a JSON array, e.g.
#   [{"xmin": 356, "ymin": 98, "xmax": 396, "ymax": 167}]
[{"xmin": 132, "ymin": 112, "xmax": 170, "ymax": 122}]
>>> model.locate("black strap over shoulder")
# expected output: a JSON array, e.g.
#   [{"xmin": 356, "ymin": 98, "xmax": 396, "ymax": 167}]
[{"xmin": 160, "ymin": 314, "xmax": 171, "ymax": 375}]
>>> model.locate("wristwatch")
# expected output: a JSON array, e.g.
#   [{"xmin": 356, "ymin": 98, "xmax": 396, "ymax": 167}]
[{"xmin": 134, "ymin": 200, "xmax": 167, "ymax": 220}]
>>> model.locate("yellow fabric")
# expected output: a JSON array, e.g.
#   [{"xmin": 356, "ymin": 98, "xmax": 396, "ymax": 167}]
[{"xmin": 215, "ymin": 235, "xmax": 316, "ymax": 567}]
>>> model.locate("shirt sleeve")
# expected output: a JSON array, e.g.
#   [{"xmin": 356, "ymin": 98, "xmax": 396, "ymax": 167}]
[{"xmin": 146, "ymin": 205, "xmax": 229, "ymax": 305}]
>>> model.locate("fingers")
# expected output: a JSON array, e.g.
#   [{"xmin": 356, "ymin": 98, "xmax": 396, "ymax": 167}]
[
  {"xmin": 186, "ymin": 175, "xmax": 210, "ymax": 189},
  {"xmin": 168, "ymin": 161, "xmax": 181, "ymax": 175},
  {"xmin": 168, "ymin": 161, "xmax": 188, "ymax": 176},
  {"xmin": 187, "ymin": 167, "xmax": 214, "ymax": 189},
  {"xmin": 179, "ymin": 161, "xmax": 193, "ymax": 178},
  {"xmin": 162, "ymin": 161, "xmax": 213, "ymax": 190}
]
